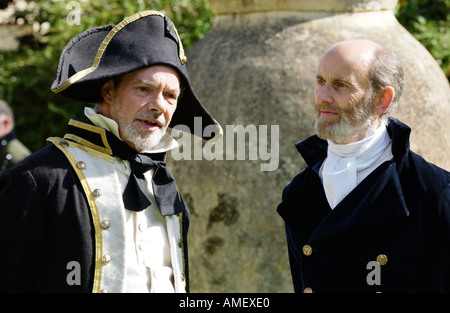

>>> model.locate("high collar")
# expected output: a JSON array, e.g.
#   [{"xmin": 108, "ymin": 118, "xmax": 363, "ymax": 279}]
[
  {"xmin": 63, "ymin": 119, "xmax": 171, "ymax": 162},
  {"xmin": 84, "ymin": 107, "xmax": 179, "ymax": 154},
  {"xmin": 295, "ymin": 117, "xmax": 412, "ymax": 168}
]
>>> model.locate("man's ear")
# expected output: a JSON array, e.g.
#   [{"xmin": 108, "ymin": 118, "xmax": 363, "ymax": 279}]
[
  {"xmin": 101, "ymin": 80, "xmax": 115, "ymax": 104},
  {"xmin": 100, "ymin": 80, "xmax": 115, "ymax": 118},
  {"xmin": 373, "ymin": 86, "xmax": 394, "ymax": 116}
]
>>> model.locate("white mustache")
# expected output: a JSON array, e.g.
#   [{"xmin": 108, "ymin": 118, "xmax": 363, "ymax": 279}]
[{"xmin": 134, "ymin": 112, "xmax": 166, "ymax": 127}]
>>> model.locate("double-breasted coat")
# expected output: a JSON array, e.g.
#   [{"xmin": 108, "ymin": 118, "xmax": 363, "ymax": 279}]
[{"xmin": 277, "ymin": 118, "xmax": 450, "ymax": 293}]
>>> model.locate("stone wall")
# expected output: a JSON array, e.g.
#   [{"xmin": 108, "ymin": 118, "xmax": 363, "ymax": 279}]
[{"xmin": 168, "ymin": 0, "xmax": 450, "ymax": 292}]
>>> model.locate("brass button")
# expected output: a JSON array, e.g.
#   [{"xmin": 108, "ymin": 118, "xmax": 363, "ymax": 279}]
[
  {"xmin": 376, "ymin": 254, "xmax": 388, "ymax": 266},
  {"xmin": 302, "ymin": 244, "xmax": 312, "ymax": 256},
  {"xmin": 76, "ymin": 161, "xmax": 86, "ymax": 170},
  {"xmin": 93, "ymin": 189, "xmax": 102, "ymax": 198},
  {"xmin": 304, "ymin": 287, "xmax": 313, "ymax": 293},
  {"xmin": 101, "ymin": 220, "xmax": 110, "ymax": 230},
  {"xmin": 59, "ymin": 140, "xmax": 68, "ymax": 147},
  {"xmin": 102, "ymin": 254, "xmax": 111, "ymax": 264},
  {"xmin": 177, "ymin": 239, "xmax": 183, "ymax": 248}
]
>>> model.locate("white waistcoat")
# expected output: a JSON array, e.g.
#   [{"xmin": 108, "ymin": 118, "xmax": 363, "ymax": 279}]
[{"xmin": 48, "ymin": 135, "xmax": 187, "ymax": 293}]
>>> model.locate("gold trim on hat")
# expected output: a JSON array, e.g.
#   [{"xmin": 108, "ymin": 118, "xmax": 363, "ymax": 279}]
[{"xmin": 53, "ymin": 10, "xmax": 187, "ymax": 94}]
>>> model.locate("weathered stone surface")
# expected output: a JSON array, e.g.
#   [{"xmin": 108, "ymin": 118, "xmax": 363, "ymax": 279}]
[{"xmin": 167, "ymin": 0, "xmax": 450, "ymax": 292}]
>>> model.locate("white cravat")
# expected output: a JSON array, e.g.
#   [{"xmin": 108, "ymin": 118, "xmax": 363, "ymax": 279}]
[{"xmin": 320, "ymin": 122, "xmax": 393, "ymax": 209}]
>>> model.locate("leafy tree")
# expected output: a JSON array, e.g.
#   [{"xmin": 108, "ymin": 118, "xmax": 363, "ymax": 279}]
[{"xmin": 396, "ymin": 0, "xmax": 449, "ymax": 78}]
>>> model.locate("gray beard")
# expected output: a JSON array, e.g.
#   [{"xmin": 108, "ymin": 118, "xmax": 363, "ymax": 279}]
[
  {"xmin": 122, "ymin": 122, "xmax": 166, "ymax": 152},
  {"xmin": 314, "ymin": 112, "xmax": 374, "ymax": 143},
  {"xmin": 314, "ymin": 92, "xmax": 376, "ymax": 143}
]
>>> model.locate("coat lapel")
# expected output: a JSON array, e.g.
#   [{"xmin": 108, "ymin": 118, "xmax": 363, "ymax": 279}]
[{"xmin": 309, "ymin": 161, "xmax": 409, "ymax": 244}]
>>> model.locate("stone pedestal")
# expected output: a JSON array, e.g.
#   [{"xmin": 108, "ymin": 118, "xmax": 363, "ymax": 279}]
[{"xmin": 167, "ymin": 0, "xmax": 450, "ymax": 292}]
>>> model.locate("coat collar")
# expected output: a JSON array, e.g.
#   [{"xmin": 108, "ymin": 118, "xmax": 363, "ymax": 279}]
[
  {"xmin": 295, "ymin": 117, "xmax": 412, "ymax": 168},
  {"xmin": 83, "ymin": 107, "xmax": 179, "ymax": 154},
  {"xmin": 308, "ymin": 161, "xmax": 409, "ymax": 243},
  {"xmin": 278, "ymin": 117, "xmax": 412, "ymax": 243},
  {"xmin": 63, "ymin": 119, "xmax": 167, "ymax": 161},
  {"xmin": 278, "ymin": 159, "xmax": 410, "ymax": 244}
]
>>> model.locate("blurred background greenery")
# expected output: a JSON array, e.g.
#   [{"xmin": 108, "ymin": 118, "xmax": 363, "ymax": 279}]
[{"xmin": 0, "ymin": 0, "xmax": 448, "ymax": 152}]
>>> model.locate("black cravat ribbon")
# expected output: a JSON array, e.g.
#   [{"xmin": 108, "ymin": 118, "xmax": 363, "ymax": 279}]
[
  {"xmin": 64, "ymin": 121, "xmax": 185, "ymax": 215},
  {"xmin": 104, "ymin": 131, "xmax": 184, "ymax": 215}
]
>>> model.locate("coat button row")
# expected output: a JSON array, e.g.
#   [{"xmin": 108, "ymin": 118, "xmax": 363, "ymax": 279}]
[{"xmin": 302, "ymin": 245, "xmax": 388, "ymax": 266}]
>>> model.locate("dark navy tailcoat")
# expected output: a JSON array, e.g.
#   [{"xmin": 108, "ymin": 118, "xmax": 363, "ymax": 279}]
[{"xmin": 277, "ymin": 118, "xmax": 450, "ymax": 293}]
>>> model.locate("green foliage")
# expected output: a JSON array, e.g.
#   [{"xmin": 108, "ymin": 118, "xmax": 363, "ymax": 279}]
[
  {"xmin": 0, "ymin": 0, "xmax": 213, "ymax": 152},
  {"xmin": 395, "ymin": 0, "xmax": 450, "ymax": 78}
]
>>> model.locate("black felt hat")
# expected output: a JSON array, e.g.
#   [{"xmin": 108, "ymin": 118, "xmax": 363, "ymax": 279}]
[{"xmin": 51, "ymin": 10, "xmax": 221, "ymax": 141}]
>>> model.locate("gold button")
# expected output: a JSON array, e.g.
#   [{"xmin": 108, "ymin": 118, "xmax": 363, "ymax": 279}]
[
  {"xmin": 101, "ymin": 220, "xmax": 110, "ymax": 230},
  {"xmin": 76, "ymin": 161, "xmax": 86, "ymax": 170},
  {"xmin": 93, "ymin": 189, "xmax": 102, "ymax": 198},
  {"xmin": 177, "ymin": 239, "xmax": 183, "ymax": 248},
  {"xmin": 59, "ymin": 140, "xmax": 68, "ymax": 147},
  {"xmin": 304, "ymin": 287, "xmax": 313, "ymax": 293},
  {"xmin": 302, "ymin": 244, "xmax": 312, "ymax": 256},
  {"xmin": 102, "ymin": 254, "xmax": 111, "ymax": 264},
  {"xmin": 376, "ymin": 254, "xmax": 388, "ymax": 266}
]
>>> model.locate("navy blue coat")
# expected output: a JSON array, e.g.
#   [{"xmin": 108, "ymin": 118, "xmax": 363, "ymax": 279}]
[{"xmin": 277, "ymin": 118, "xmax": 450, "ymax": 293}]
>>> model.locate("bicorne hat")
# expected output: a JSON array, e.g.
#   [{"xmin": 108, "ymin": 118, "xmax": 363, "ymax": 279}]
[{"xmin": 51, "ymin": 10, "xmax": 221, "ymax": 141}]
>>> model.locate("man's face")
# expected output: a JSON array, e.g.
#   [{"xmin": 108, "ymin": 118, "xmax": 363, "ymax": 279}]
[
  {"xmin": 102, "ymin": 65, "xmax": 180, "ymax": 151},
  {"xmin": 313, "ymin": 48, "xmax": 375, "ymax": 144}
]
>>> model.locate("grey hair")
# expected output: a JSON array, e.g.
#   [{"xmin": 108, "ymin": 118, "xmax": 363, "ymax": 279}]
[{"xmin": 368, "ymin": 47, "xmax": 405, "ymax": 118}]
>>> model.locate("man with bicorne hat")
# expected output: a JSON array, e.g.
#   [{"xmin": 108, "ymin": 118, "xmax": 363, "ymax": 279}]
[{"xmin": 0, "ymin": 10, "xmax": 221, "ymax": 293}]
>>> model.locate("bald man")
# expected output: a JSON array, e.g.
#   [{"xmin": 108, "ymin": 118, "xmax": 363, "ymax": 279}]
[{"xmin": 277, "ymin": 40, "xmax": 450, "ymax": 293}]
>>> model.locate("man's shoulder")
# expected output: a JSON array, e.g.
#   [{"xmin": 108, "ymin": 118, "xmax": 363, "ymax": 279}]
[
  {"xmin": 406, "ymin": 149, "xmax": 450, "ymax": 196},
  {"xmin": 20, "ymin": 142, "xmax": 67, "ymax": 165},
  {"xmin": 2, "ymin": 143, "xmax": 72, "ymax": 181}
]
